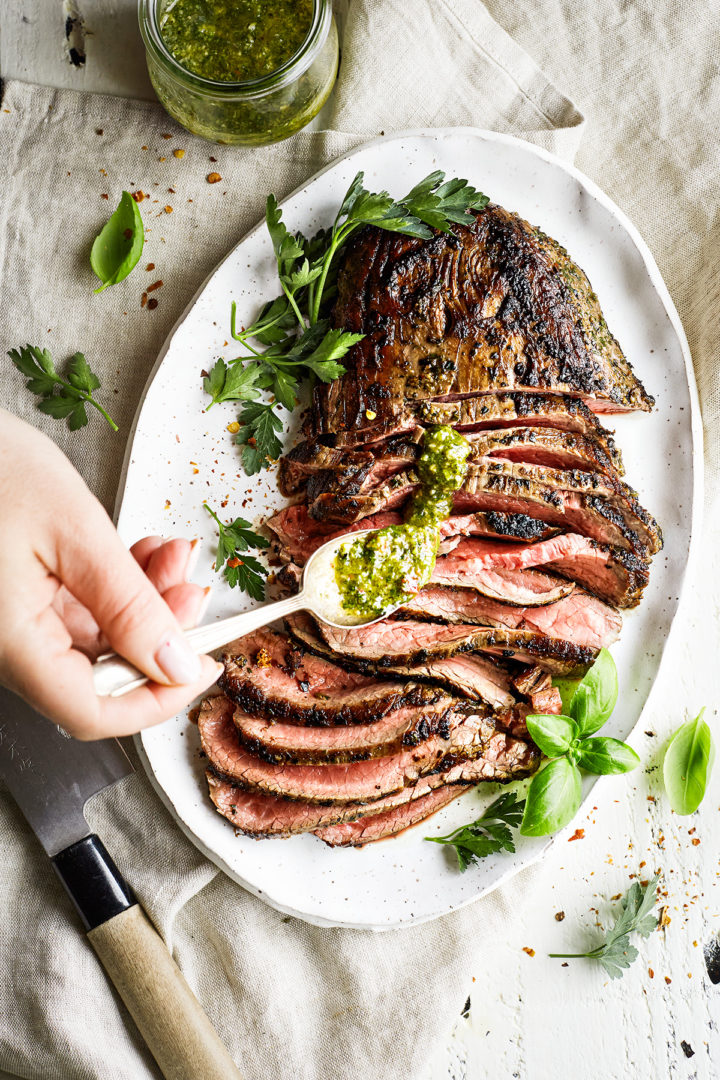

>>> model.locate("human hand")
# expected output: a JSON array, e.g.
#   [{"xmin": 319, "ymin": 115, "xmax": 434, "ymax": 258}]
[{"xmin": 0, "ymin": 411, "xmax": 222, "ymax": 739}]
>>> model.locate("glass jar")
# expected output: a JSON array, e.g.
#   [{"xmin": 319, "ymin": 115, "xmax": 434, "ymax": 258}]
[{"xmin": 138, "ymin": 0, "xmax": 338, "ymax": 146}]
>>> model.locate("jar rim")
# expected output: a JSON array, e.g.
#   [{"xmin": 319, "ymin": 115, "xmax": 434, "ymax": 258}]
[{"xmin": 138, "ymin": 0, "xmax": 331, "ymax": 98}]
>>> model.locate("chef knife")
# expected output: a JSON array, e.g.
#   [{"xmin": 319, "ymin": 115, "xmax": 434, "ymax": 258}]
[{"xmin": 0, "ymin": 686, "xmax": 243, "ymax": 1080}]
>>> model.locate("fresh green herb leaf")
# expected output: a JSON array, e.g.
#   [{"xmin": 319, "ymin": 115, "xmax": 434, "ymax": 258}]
[
  {"xmin": 204, "ymin": 504, "xmax": 268, "ymax": 599},
  {"xmin": 90, "ymin": 191, "xmax": 144, "ymax": 293},
  {"xmin": 525, "ymin": 714, "xmax": 578, "ymax": 758},
  {"xmin": 203, "ymin": 358, "xmax": 265, "ymax": 408},
  {"xmin": 663, "ymin": 707, "xmax": 715, "ymax": 815},
  {"xmin": 549, "ymin": 875, "xmax": 660, "ymax": 979},
  {"xmin": 553, "ymin": 677, "xmax": 582, "ymax": 715},
  {"xmin": 235, "ymin": 401, "xmax": 284, "ymax": 474},
  {"xmin": 575, "ymin": 737, "xmax": 640, "ymax": 775},
  {"xmin": 8, "ymin": 345, "xmax": 118, "ymax": 431},
  {"xmin": 426, "ymin": 791, "xmax": 525, "ymax": 871},
  {"xmin": 265, "ymin": 194, "xmax": 304, "ymax": 274},
  {"xmin": 569, "ymin": 647, "xmax": 618, "ymax": 735},
  {"xmin": 301, "ymin": 328, "xmax": 363, "ymax": 382},
  {"xmin": 520, "ymin": 757, "xmax": 582, "ymax": 837},
  {"xmin": 230, "ymin": 295, "xmax": 296, "ymax": 346},
  {"xmin": 401, "ymin": 171, "xmax": 490, "ymax": 232}
]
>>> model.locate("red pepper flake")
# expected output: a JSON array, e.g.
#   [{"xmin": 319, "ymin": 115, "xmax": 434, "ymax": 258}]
[
  {"xmin": 227, "ymin": 557, "xmax": 242, "ymax": 569},
  {"xmin": 162, "ymin": 133, "xmax": 172, "ymax": 139},
  {"xmin": 123, "ymin": 228, "xmax": 133, "ymax": 240},
  {"xmin": 691, "ymin": 837, "xmax": 701, "ymax": 846},
  {"xmin": 100, "ymin": 193, "xmax": 109, "ymax": 199},
  {"xmin": 554, "ymin": 911, "xmax": 565, "ymax": 922},
  {"xmin": 159, "ymin": 156, "xmax": 167, "ymax": 162},
  {"xmin": 522, "ymin": 947, "xmax": 535, "ymax": 958},
  {"xmin": 647, "ymin": 795, "xmax": 656, "ymax": 802},
  {"xmin": 164, "ymin": 499, "xmax": 171, "ymax": 509},
  {"xmin": 611, "ymin": 893, "xmax": 622, "ymax": 900},
  {"xmin": 639, "ymin": 860, "xmax": 646, "ymax": 868},
  {"xmin": 688, "ymin": 827, "xmax": 696, "ymax": 835},
  {"xmin": 209, "ymin": 155, "xmax": 217, "ymax": 161},
  {"xmin": 648, "ymin": 967, "xmax": 654, "ymax": 978},
  {"xmin": 173, "ymin": 148, "xmax": 185, "ymax": 158},
  {"xmin": 95, "ymin": 128, "xmax": 104, "ymax": 135},
  {"xmin": 147, "ymin": 280, "xmax": 163, "ymax": 292},
  {"xmin": 148, "ymin": 298, "xmax": 159, "ymax": 310},
  {"xmin": 131, "ymin": 191, "xmax": 145, "ymax": 203},
  {"xmin": 168, "ymin": 187, "xmax": 176, "ymax": 194},
  {"xmin": 141, "ymin": 144, "xmax": 148, "ymax": 150},
  {"xmin": 146, "ymin": 262, "xmax": 155, "ymax": 271},
  {"xmin": 207, "ymin": 172, "xmax": 222, "ymax": 184},
  {"xmin": 99, "ymin": 168, "xmax": 107, "ymax": 176},
  {"xmin": 568, "ymin": 828, "xmax": 585, "ymax": 842},
  {"xmin": 164, "ymin": 205, "xmax": 173, "ymax": 213},
  {"xmin": 664, "ymin": 976, "xmax": 672, "ymax": 985},
  {"xmin": 141, "ymin": 292, "xmax": 148, "ymax": 308}
]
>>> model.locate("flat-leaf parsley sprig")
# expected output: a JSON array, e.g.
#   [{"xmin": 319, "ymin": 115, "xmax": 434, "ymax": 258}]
[
  {"xmin": 8, "ymin": 345, "xmax": 118, "ymax": 432},
  {"xmin": 425, "ymin": 791, "xmax": 525, "ymax": 871},
  {"xmin": 549, "ymin": 875, "xmax": 660, "ymax": 979},
  {"xmin": 207, "ymin": 170, "xmax": 490, "ymax": 475},
  {"xmin": 204, "ymin": 504, "xmax": 269, "ymax": 601},
  {"xmin": 520, "ymin": 649, "xmax": 640, "ymax": 838}
]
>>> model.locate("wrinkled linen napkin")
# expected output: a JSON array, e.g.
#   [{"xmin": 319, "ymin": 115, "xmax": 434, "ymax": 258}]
[{"xmin": 0, "ymin": 0, "xmax": 717, "ymax": 1077}]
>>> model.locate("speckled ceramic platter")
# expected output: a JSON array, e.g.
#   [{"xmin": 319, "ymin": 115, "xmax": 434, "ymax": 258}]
[{"xmin": 115, "ymin": 129, "xmax": 701, "ymax": 931}]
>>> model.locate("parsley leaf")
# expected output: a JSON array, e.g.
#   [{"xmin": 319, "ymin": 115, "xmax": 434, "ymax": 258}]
[
  {"xmin": 426, "ymin": 791, "xmax": 525, "ymax": 871},
  {"xmin": 8, "ymin": 345, "xmax": 118, "ymax": 431},
  {"xmin": 203, "ymin": 358, "xmax": 265, "ymax": 408},
  {"xmin": 235, "ymin": 401, "xmax": 284, "ymax": 474},
  {"xmin": 549, "ymin": 875, "xmax": 660, "ymax": 979},
  {"xmin": 204, "ymin": 504, "xmax": 268, "ymax": 600}
]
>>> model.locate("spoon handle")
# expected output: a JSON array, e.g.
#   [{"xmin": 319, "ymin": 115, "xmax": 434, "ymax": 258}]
[{"xmin": 92, "ymin": 593, "xmax": 307, "ymax": 698}]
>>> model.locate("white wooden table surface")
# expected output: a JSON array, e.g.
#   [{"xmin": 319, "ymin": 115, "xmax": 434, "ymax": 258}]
[{"xmin": 2, "ymin": 4, "xmax": 719, "ymax": 1079}]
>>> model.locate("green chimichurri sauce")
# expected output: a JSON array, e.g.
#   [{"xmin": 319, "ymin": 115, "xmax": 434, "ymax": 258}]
[
  {"xmin": 334, "ymin": 426, "xmax": 472, "ymax": 619},
  {"xmin": 160, "ymin": 0, "xmax": 314, "ymax": 83}
]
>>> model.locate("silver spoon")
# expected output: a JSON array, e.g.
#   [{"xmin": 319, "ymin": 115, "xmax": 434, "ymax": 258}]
[{"xmin": 92, "ymin": 530, "xmax": 394, "ymax": 698}]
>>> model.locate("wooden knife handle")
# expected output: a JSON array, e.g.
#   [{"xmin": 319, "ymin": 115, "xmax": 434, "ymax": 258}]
[
  {"xmin": 88, "ymin": 905, "xmax": 242, "ymax": 1080},
  {"xmin": 52, "ymin": 835, "xmax": 242, "ymax": 1080}
]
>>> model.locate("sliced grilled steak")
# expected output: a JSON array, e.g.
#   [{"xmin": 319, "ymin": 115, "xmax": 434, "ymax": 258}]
[
  {"xmin": 309, "ymin": 615, "xmax": 596, "ymax": 675},
  {"xmin": 219, "ymin": 628, "xmax": 443, "ymax": 725},
  {"xmin": 397, "ymin": 585, "xmax": 621, "ymax": 650},
  {"xmin": 199, "ymin": 693, "xmax": 534, "ymax": 802},
  {"xmin": 267, "ymin": 503, "xmax": 560, "ymax": 566},
  {"xmin": 437, "ymin": 534, "xmax": 647, "ymax": 608},
  {"xmin": 431, "ymin": 563, "xmax": 574, "ymax": 606},
  {"xmin": 283, "ymin": 424, "xmax": 619, "ymax": 499},
  {"xmin": 315, "ymin": 785, "xmax": 470, "ymax": 846},
  {"xmin": 286, "ymin": 611, "xmax": 570, "ymax": 706},
  {"xmin": 513, "ymin": 667, "xmax": 563, "ymax": 715},
  {"xmin": 308, "ymin": 205, "xmax": 653, "ymax": 440},
  {"xmin": 308, "ymin": 460, "xmax": 661, "ymax": 557},
  {"xmin": 232, "ymin": 697, "xmax": 455, "ymax": 765},
  {"xmin": 321, "ymin": 392, "xmax": 624, "ymax": 473}
]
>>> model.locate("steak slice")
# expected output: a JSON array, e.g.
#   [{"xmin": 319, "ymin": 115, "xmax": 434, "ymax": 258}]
[
  {"xmin": 309, "ymin": 205, "xmax": 653, "ymax": 439},
  {"xmin": 315, "ymin": 785, "xmax": 470, "ymax": 847},
  {"xmin": 431, "ymin": 563, "xmax": 575, "ymax": 606},
  {"xmin": 309, "ymin": 461, "xmax": 660, "ymax": 557},
  {"xmin": 513, "ymin": 667, "xmax": 563, "ymax": 715},
  {"xmin": 267, "ymin": 504, "xmax": 559, "ymax": 566},
  {"xmin": 199, "ymin": 693, "xmax": 534, "ymax": 802},
  {"xmin": 321, "ymin": 392, "xmax": 624, "ymax": 474},
  {"xmin": 438, "ymin": 533, "xmax": 647, "ymax": 608},
  {"xmin": 309, "ymin": 615, "xmax": 596, "ymax": 675},
  {"xmin": 286, "ymin": 611, "xmax": 571, "ymax": 706},
  {"xmin": 219, "ymin": 627, "xmax": 443, "ymax": 725},
  {"xmin": 232, "ymin": 697, "xmax": 456, "ymax": 765},
  {"xmin": 397, "ymin": 585, "xmax": 621, "ymax": 650}
]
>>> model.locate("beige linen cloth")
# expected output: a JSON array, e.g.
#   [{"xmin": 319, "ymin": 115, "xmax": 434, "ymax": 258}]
[{"xmin": 0, "ymin": 1, "xmax": 717, "ymax": 1077}]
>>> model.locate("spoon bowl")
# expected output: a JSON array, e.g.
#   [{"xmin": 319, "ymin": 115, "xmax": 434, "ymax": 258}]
[{"xmin": 92, "ymin": 529, "xmax": 399, "ymax": 698}]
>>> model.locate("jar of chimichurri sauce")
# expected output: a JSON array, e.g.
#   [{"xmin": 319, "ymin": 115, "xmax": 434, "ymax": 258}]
[{"xmin": 138, "ymin": 0, "xmax": 338, "ymax": 145}]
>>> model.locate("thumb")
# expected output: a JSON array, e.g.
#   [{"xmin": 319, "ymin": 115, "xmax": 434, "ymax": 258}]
[{"xmin": 51, "ymin": 496, "xmax": 207, "ymax": 688}]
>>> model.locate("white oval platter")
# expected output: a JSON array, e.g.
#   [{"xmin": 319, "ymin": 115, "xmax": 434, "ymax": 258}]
[{"xmin": 115, "ymin": 129, "xmax": 701, "ymax": 931}]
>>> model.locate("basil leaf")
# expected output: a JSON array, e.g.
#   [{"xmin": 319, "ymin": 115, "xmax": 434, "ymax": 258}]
[
  {"xmin": 663, "ymin": 707, "xmax": 715, "ymax": 815},
  {"xmin": 90, "ymin": 191, "xmax": 144, "ymax": 293},
  {"xmin": 576, "ymin": 737, "xmax": 640, "ymax": 775},
  {"xmin": 553, "ymin": 677, "xmax": 581, "ymax": 715},
  {"xmin": 570, "ymin": 648, "xmax": 618, "ymax": 736},
  {"xmin": 525, "ymin": 713, "xmax": 578, "ymax": 758},
  {"xmin": 520, "ymin": 758, "xmax": 582, "ymax": 837}
]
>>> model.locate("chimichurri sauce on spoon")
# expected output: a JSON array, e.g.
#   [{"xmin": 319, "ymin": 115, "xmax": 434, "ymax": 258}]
[
  {"xmin": 160, "ymin": 0, "xmax": 314, "ymax": 83},
  {"xmin": 334, "ymin": 426, "xmax": 472, "ymax": 620}
]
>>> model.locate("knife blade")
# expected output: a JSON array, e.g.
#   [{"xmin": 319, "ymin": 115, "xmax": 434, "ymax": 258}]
[{"xmin": 0, "ymin": 685, "xmax": 242, "ymax": 1080}]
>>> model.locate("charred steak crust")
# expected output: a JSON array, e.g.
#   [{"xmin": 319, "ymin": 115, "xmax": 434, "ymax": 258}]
[{"xmin": 309, "ymin": 205, "xmax": 653, "ymax": 437}]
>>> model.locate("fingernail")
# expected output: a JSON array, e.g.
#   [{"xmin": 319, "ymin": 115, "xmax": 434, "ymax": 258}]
[
  {"xmin": 155, "ymin": 633, "xmax": 202, "ymax": 685},
  {"xmin": 196, "ymin": 585, "xmax": 212, "ymax": 624},
  {"xmin": 185, "ymin": 538, "xmax": 202, "ymax": 581}
]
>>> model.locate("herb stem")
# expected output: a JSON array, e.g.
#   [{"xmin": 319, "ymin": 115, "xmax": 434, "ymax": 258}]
[
  {"xmin": 55, "ymin": 376, "xmax": 118, "ymax": 431},
  {"xmin": 281, "ymin": 281, "xmax": 306, "ymax": 329},
  {"xmin": 309, "ymin": 232, "xmax": 346, "ymax": 324}
]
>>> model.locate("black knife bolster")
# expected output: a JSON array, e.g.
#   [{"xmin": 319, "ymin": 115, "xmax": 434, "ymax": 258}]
[{"xmin": 51, "ymin": 834, "xmax": 135, "ymax": 931}]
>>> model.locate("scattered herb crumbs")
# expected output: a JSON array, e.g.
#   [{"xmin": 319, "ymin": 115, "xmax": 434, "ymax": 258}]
[{"xmin": 8, "ymin": 345, "xmax": 117, "ymax": 431}]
